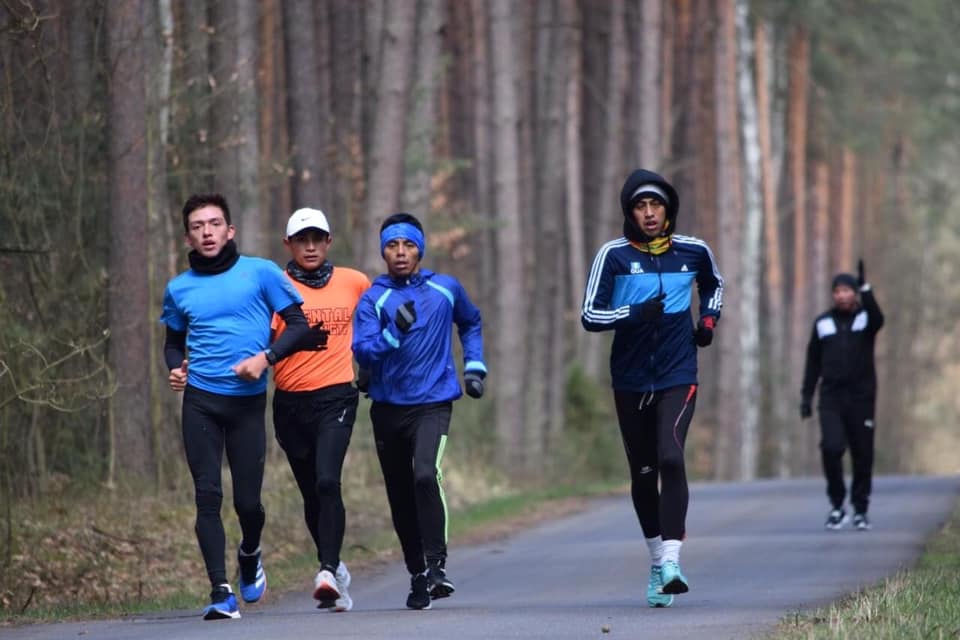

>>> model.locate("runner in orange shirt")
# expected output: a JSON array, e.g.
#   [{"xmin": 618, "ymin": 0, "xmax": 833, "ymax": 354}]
[{"xmin": 270, "ymin": 208, "xmax": 370, "ymax": 612}]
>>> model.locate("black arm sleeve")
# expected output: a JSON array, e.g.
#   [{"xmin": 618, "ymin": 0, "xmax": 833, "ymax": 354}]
[
  {"xmin": 860, "ymin": 288, "xmax": 884, "ymax": 332},
  {"xmin": 164, "ymin": 327, "xmax": 187, "ymax": 371},
  {"xmin": 268, "ymin": 303, "xmax": 309, "ymax": 361},
  {"xmin": 800, "ymin": 325, "xmax": 821, "ymax": 402}
]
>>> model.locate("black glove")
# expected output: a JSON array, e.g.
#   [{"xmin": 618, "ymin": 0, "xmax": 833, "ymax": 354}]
[
  {"xmin": 632, "ymin": 292, "xmax": 666, "ymax": 323},
  {"xmin": 857, "ymin": 259, "xmax": 865, "ymax": 288},
  {"xmin": 464, "ymin": 371, "xmax": 485, "ymax": 398},
  {"xmin": 395, "ymin": 300, "xmax": 416, "ymax": 333},
  {"xmin": 694, "ymin": 316, "xmax": 715, "ymax": 347},
  {"xmin": 356, "ymin": 368, "xmax": 370, "ymax": 393},
  {"xmin": 800, "ymin": 399, "xmax": 812, "ymax": 419},
  {"xmin": 299, "ymin": 321, "xmax": 330, "ymax": 351}
]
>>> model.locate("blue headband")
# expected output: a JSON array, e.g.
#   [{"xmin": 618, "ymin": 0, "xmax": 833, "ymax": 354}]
[{"xmin": 380, "ymin": 222, "xmax": 425, "ymax": 258}]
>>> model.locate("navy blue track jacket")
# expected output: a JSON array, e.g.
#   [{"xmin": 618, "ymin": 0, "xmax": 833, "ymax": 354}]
[{"xmin": 581, "ymin": 235, "xmax": 723, "ymax": 392}]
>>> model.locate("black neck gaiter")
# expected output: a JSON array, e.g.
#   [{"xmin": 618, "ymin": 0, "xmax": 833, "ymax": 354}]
[
  {"xmin": 188, "ymin": 239, "xmax": 240, "ymax": 275},
  {"xmin": 286, "ymin": 260, "xmax": 334, "ymax": 289}
]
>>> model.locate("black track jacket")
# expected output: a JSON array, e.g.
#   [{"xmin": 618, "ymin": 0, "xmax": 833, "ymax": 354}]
[{"xmin": 801, "ymin": 288, "xmax": 884, "ymax": 404}]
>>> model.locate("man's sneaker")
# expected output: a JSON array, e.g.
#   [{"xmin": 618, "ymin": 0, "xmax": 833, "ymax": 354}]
[
  {"xmin": 853, "ymin": 513, "xmax": 871, "ymax": 531},
  {"xmin": 202, "ymin": 584, "xmax": 241, "ymax": 620},
  {"xmin": 660, "ymin": 560, "xmax": 689, "ymax": 595},
  {"xmin": 313, "ymin": 569, "xmax": 340, "ymax": 603},
  {"xmin": 238, "ymin": 545, "xmax": 267, "ymax": 603},
  {"xmin": 406, "ymin": 572, "xmax": 431, "ymax": 610},
  {"xmin": 426, "ymin": 565, "xmax": 455, "ymax": 599},
  {"xmin": 646, "ymin": 565, "xmax": 674, "ymax": 608},
  {"xmin": 333, "ymin": 562, "xmax": 353, "ymax": 612},
  {"xmin": 825, "ymin": 508, "xmax": 848, "ymax": 530}
]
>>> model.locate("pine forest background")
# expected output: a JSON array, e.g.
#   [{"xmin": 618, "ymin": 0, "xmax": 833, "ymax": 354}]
[{"xmin": 2, "ymin": 0, "xmax": 960, "ymax": 612}]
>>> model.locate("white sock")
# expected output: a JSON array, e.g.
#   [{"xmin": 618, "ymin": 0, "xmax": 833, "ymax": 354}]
[
  {"xmin": 661, "ymin": 539, "xmax": 682, "ymax": 564},
  {"xmin": 645, "ymin": 535, "xmax": 664, "ymax": 566}
]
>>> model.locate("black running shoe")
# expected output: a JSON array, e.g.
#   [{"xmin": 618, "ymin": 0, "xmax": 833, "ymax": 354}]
[
  {"xmin": 824, "ymin": 508, "xmax": 848, "ymax": 530},
  {"xmin": 406, "ymin": 573, "xmax": 431, "ymax": 610},
  {"xmin": 426, "ymin": 566, "xmax": 455, "ymax": 599},
  {"xmin": 853, "ymin": 512, "xmax": 871, "ymax": 531}
]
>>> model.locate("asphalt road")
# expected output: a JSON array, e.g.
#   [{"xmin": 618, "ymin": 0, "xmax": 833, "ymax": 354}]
[{"xmin": 5, "ymin": 475, "xmax": 958, "ymax": 640}]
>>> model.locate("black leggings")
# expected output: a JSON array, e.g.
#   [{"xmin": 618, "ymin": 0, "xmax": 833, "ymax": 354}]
[
  {"xmin": 273, "ymin": 383, "xmax": 358, "ymax": 571},
  {"xmin": 181, "ymin": 385, "xmax": 267, "ymax": 587},
  {"xmin": 614, "ymin": 385, "xmax": 698, "ymax": 541},
  {"xmin": 370, "ymin": 401, "xmax": 452, "ymax": 575}
]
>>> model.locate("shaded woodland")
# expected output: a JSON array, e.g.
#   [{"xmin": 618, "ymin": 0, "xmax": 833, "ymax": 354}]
[{"xmin": 3, "ymin": 0, "xmax": 960, "ymax": 504}]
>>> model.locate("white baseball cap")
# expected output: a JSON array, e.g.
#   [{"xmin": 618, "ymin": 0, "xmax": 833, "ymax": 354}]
[{"xmin": 286, "ymin": 208, "xmax": 330, "ymax": 237}]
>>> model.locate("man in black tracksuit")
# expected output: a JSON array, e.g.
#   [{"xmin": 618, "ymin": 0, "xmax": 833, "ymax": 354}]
[{"xmin": 801, "ymin": 260, "xmax": 884, "ymax": 531}]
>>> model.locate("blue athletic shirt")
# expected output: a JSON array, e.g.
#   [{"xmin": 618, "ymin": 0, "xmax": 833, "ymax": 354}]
[
  {"xmin": 352, "ymin": 269, "xmax": 486, "ymax": 405},
  {"xmin": 161, "ymin": 256, "xmax": 303, "ymax": 396},
  {"xmin": 581, "ymin": 235, "xmax": 723, "ymax": 392}
]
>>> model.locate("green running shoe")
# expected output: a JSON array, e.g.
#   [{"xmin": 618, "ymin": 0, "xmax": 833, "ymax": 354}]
[
  {"xmin": 647, "ymin": 565, "xmax": 674, "ymax": 608},
  {"xmin": 660, "ymin": 560, "xmax": 689, "ymax": 594}
]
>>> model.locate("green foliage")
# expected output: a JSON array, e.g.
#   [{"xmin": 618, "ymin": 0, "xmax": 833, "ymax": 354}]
[{"xmin": 554, "ymin": 365, "xmax": 626, "ymax": 483}]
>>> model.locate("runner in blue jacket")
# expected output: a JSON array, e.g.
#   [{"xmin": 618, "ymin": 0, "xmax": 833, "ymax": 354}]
[
  {"xmin": 581, "ymin": 169, "xmax": 723, "ymax": 608},
  {"xmin": 352, "ymin": 212, "xmax": 486, "ymax": 610}
]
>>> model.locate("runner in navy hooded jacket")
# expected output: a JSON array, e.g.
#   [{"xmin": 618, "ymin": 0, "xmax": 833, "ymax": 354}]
[
  {"xmin": 581, "ymin": 169, "xmax": 723, "ymax": 606},
  {"xmin": 352, "ymin": 213, "xmax": 486, "ymax": 609}
]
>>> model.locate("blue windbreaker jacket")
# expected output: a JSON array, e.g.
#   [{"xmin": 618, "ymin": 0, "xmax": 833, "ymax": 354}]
[
  {"xmin": 352, "ymin": 269, "xmax": 486, "ymax": 405},
  {"xmin": 581, "ymin": 235, "xmax": 723, "ymax": 392}
]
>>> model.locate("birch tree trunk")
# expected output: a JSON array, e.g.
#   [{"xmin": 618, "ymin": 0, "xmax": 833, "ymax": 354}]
[
  {"xmin": 362, "ymin": 0, "xmax": 417, "ymax": 274},
  {"xmin": 490, "ymin": 0, "xmax": 527, "ymax": 473},
  {"xmin": 734, "ymin": 0, "xmax": 760, "ymax": 480},
  {"xmin": 106, "ymin": 0, "xmax": 155, "ymax": 483}
]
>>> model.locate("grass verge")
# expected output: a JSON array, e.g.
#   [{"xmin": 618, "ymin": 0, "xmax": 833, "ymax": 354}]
[{"xmin": 772, "ymin": 500, "xmax": 960, "ymax": 639}]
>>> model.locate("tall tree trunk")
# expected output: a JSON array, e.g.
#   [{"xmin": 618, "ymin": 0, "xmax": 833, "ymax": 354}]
[
  {"xmin": 283, "ymin": 0, "xmax": 326, "ymax": 216},
  {"xmin": 566, "ymin": 2, "xmax": 588, "ymax": 363},
  {"xmin": 490, "ymin": 0, "xmax": 527, "ymax": 473},
  {"xmin": 362, "ymin": 0, "xmax": 417, "ymax": 274},
  {"xmin": 469, "ymin": 0, "xmax": 495, "ymax": 312},
  {"xmin": 734, "ymin": 0, "xmax": 760, "ymax": 480},
  {"xmin": 147, "ymin": 0, "xmax": 177, "ymax": 488},
  {"xmin": 712, "ymin": 0, "xmax": 742, "ymax": 480},
  {"xmin": 401, "ymin": 0, "xmax": 445, "ymax": 222},
  {"xmin": 637, "ymin": 0, "xmax": 661, "ymax": 168},
  {"xmin": 786, "ymin": 26, "xmax": 810, "ymax": 476},
  {"xmin": 583, "ymin": 0, "xmax": 627, "ymax": 379},
  {"xmin": 328, "ymin": 0, "xmax": 364, "ymax": 258},
  {"xmin": 259, "ymin": 0, "xmax": 291, "ymax": 262},
  {"xmin": 235, "ymin": 0, "xmax": 262, "ymax": 252},
  {"xmin": 836, "ymin": 148, "xmax": 856, "ymax": 272},
  {"xmin": 106, "ymin": 0, "xmax": 154, "ymax": 483},
  {"xmin": 182, "ymin": 0, "xmax": 212, "ymax": 190},
  {"xmin": 755, "ymin": 19, "xmax": 790, "ymax": 477}
]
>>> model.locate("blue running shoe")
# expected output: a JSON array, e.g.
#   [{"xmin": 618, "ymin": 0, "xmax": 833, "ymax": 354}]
[
  {"xmin": 202, "ymin": 584, "xmax": 240, "ymax": 620},
  {"xmin": 660, "ymin": 560, "xmax": 689, "ymax": 595},
  {"xmin": 647, "ymin": 565, "xmax": 674, "ymax": 608},
  {"xmin": 238, "ymin": 546, "xmax": 267, "ymax": 603}
]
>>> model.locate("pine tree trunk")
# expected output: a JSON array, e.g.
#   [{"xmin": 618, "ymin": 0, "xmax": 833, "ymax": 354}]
[
  {"xmin": 490, "ymin": 0, "xmax": 528, "ymax": 473},
  {"xmin": 637, "ymin": 0, "xmax": 661, "ymax": 168},
  {"xmin": 362, "ymin": 0, "xmax": 417, "ymax": 273},
  {"xmin": 713, "ymin": 0, "xmax": 742, "ymax": 480},
  {"xmin": 106, "ymin": 0, "xmax": 155, "ymax": 483}
]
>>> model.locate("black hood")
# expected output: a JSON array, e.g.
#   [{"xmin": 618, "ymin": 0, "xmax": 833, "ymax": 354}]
[{"xmin": 619, "ymin": 169, "xmax": 680, "ymax": 243}]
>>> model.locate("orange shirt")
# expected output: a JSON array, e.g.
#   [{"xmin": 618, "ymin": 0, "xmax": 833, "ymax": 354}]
[{"xmin": 272, "ymin": 267, "xmax": 370, "ymax": 392}]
